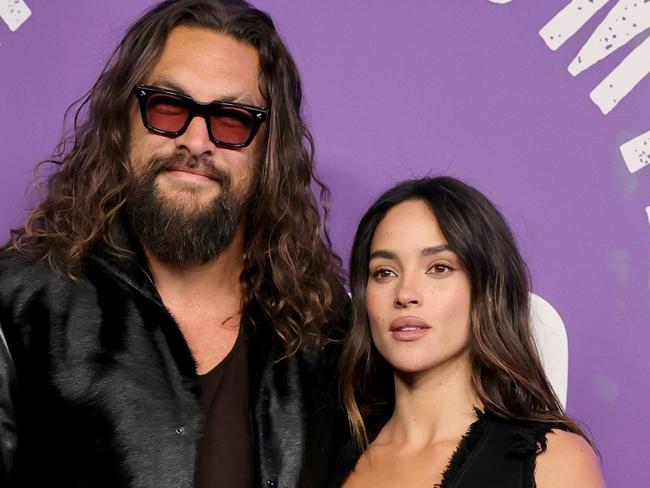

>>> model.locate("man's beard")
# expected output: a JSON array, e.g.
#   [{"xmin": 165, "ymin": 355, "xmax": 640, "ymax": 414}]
[{"xmin": 125, "ymin": 152, "xmax": 254, "ymax": 265}]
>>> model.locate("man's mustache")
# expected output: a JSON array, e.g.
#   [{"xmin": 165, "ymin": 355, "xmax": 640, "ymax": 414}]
[{"xmin": 136, "ymin": 152, "xmax": 230, "ymax": 187}]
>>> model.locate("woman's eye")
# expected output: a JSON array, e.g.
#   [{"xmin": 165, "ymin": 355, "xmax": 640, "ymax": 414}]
[
  {"xmin": 429, "ymin": 264, "xmax": 451, "ymax": 274},
  {"xmin": 373, "ymin": 268, "xmax": 395, "ymax": 279}
]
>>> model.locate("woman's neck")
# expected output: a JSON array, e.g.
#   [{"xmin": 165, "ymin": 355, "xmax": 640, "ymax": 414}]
[{"xmin": 380, "ymin": 353, "xmax": 481, "ymax": 448}]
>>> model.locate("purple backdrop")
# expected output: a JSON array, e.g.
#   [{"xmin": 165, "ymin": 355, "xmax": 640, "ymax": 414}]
[{"xmin": 1, "ymin": 1, "xmax": 648, "ymax": 485}]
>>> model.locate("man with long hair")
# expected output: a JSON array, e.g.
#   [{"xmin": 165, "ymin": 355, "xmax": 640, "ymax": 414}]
[{"xmin": 0, "ymin": 1, "xmax": 348, "ymax": 487}]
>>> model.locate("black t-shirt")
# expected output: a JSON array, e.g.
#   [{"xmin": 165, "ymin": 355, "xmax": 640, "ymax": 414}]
[{"xmin": 195, "ymin": 323, "xmax": 254, "ymax": 488}]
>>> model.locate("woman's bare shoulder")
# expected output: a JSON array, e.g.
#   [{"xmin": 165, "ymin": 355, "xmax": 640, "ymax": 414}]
[{"xmin": 535, "ymin": 429, "xmax": 606, "ymax": 488}]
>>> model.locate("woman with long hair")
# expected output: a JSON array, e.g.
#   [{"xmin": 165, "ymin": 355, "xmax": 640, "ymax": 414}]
[{"xmin": 334, "ymin": 176, "xmax": 605, "ymax": 487}]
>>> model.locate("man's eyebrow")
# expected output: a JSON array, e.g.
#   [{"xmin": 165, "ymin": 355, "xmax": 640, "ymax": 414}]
[
  {"xmin": 148, "ymin": 76, "xmax": 252, "ymax": 104},
  {"xmin": 148, "ymin": 77, "xmax": 187, "ymax": 95}
]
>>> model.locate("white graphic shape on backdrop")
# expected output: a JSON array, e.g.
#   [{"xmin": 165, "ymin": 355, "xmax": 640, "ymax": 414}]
[
  {"xmin": 488, "ymin": 0, "xmax": 514, "ymax": 4},
  {"xmin": 620, "ymin": 128, "xmax": 650, "ymax": 174},
  {"xmin": 0, "ymin": 0, "xmax": 31, "ymax": 32},
  {"xmin": 530, "ymin": 293, "xmax": 569, "ymax": 407},
  {"xmin": 590, "ymin": 34, "xmax": 650, "ymax": 114},
  {"xmin": 540, "ymin": 1, "xmax": 650, "ymax": 221},
  {"xmin": 646, "ymin": 206, "xmax": 650, "ymax": 226},
  {"xmin": 568, "ymin": 0, "xmax": 650, "ymax": 76},
  {"xmin": 539, "ymin": 0, "xmax": 610, "ymax": 51}
]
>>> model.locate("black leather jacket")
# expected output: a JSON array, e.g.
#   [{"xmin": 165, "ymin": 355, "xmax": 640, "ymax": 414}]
[{"xmin": 0, "ymin": 227, "xmax": 349, "ymax": 487}]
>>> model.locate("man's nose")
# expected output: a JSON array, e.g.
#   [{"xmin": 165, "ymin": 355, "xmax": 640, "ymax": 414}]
[{"xmin": 174, "ymin": 115, "xmax": 214, "ymax": 156}]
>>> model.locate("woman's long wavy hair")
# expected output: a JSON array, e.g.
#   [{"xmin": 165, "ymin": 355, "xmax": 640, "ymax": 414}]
[
  {"xmin": 339, "ymin": 176, "xmax": 592, "ymax": 449},
  {"xmin": 11, "ymin": 0, "xmax": 345, "ymax": 354}
]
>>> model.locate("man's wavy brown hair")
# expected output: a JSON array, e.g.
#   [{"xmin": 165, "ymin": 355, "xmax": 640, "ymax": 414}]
[{"xmin": 11, "ymin": 0, "xmax": 345, "ymax": 354}]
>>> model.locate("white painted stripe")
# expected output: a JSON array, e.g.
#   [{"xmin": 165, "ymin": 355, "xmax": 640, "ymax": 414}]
[
  {"xmin": 539, "ymin": 0, "xmax": 610, "ymax": 51},
  {"xmin": 620, "ymin": 129, "xmax": 650, "ymax": 174},
  {"xmin": 530, "ymin": 293, "xmax": 569, "ymax": 408},
  {"xmin": 646, "ymin": 206, "xmax": 650, "ymax": 227},
  {"xmin": 489, "ymin": 0, "xmax": 514, "ymax": 4},
  {"xmin": 569, "ymin": 0, "xmax": 650, "ymax": 76},
  {"xmin": 590, "ymin": 35, "xmax": 650, "ymax": 114},
  {"xmin": 0, "ymin": 0, "xmax": 31, "ymax": 32}
]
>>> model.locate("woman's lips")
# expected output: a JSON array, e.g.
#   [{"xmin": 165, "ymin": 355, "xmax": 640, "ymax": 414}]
[{"xmin": 389, "ymin": 316, "xmax": 431, "ymax": 341}]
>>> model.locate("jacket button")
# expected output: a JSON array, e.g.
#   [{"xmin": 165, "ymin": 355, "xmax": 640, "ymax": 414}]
[
  {"xmin": 175, "ymin": 426, "xmax": 185, "ymax": 436},
  {"xmin": 266, "ymin": 479, "xmax": 278, "ymax": 487}
]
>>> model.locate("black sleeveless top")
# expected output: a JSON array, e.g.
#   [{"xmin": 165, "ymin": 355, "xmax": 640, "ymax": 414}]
[{"xmin": 329, "ymin": 411, "xmax": 561, "ymax": 488}]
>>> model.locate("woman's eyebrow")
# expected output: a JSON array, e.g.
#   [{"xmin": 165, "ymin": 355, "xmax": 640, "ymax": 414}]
[
  {"xmin": 369, "ymin": 249, "xmax": 397, "ymax": 261},
  {"xmin": 369, "ymin": 245, "xmax": 450, "ymax": 261},
  {"xmin": 421, "ymin": 244, "xmax": 450, "ymax": 256}
]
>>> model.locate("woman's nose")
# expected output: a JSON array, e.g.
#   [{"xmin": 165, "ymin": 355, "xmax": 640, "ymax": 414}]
[{"xmin": 394, "ymin": 277, "xmax": 422, "ymax": 308}]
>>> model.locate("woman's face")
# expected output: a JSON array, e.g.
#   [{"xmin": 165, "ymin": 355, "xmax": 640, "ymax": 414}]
[{"xmin": 366, "ymin": 199, "xmax": 472, "ymax": 375}]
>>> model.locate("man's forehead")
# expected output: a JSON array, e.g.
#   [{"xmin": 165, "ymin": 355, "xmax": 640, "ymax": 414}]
[{"xmin": 143, "ymin": 26, "xmax": 264, "ymax": 105}]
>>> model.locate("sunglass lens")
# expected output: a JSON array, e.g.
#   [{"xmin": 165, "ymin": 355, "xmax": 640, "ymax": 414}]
[
  {"xmin": 145, "ymin": 94, "xmax": 190, "ymax": 133},
  {"xmin": 210, "ymin": 107, "xmax": 254, "ymax": 145}
]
